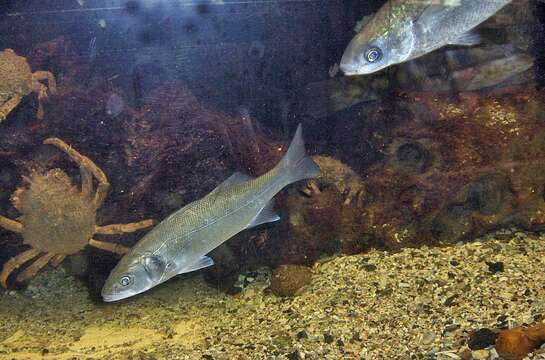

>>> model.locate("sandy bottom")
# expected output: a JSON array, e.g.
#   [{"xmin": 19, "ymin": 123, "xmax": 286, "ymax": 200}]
[{"xmin": 1, "ymin": 228, "xmax": 545, "ymax": 359}]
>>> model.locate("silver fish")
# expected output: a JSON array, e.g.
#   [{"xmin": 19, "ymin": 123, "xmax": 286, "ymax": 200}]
[
  {"xmin": 102, "ymin": 124, "xmax": 319, "ymax": 302},
  {"xmin": 340, "ymin": 0, "xmax": 512, "ymax": 75}
]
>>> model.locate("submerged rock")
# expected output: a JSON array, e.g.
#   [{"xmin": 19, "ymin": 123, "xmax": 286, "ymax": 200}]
[
  {"xmin": 468, "ymin": 328, "xmax": 497, "ymax": 350},
  {"xmin": 495, "ymin": 323, "xmax": 545, "ymax": 360},
  {"xmin": 270, "ymin": 264, "xmax": 312, "ymax": 297}
]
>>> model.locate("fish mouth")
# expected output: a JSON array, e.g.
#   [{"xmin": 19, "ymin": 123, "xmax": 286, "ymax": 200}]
[
  {"xmin": 339, "ymin": 55, "xmax": 364, "ymax": 76},
  {"xmin": 101, "ymin": 293, "xmax": 119, "ymax": 302},
  {"xmin": 101, "ymin": 289, "xmax": 126, "ymax": 302},
  {"xmin": 339, "ymin": 63, "xmax": 362, "ymax": 76}
]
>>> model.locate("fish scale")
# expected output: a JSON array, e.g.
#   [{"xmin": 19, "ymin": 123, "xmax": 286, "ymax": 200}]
[
  {"xmin": 412, "ymin": 0, "xmax": 512, "ymax": 59},
  {"xmin": 150, "ymin": 169, "xmax": 281, "ymax": 258}
]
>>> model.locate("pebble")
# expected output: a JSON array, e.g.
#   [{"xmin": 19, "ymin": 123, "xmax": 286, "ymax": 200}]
[
  {"xmin": 323, "ymin": 332, "xmax": 334, "ymax": 344},
  {"xmin": 468, "ymin": 328, "xmax": 497, "ymax": 350},
  {"xmin": 472, "ymin": 349, "xmax": 490, "ymax": 360},
  {"xmin": 421, "ymin": 331, "xmax": 436, "ymax": 345},
  {"xmin": 459, "ymin": 347, "xmax": 472, "ymax": 360},
  {"xmin": 486, "ymin": 261, "xmax": 504, "ymax": 273}
]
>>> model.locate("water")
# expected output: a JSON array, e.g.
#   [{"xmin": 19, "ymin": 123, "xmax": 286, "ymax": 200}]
[{"xmin": 0, "ymin": 0, "xmax": 544, "ymax": 358}]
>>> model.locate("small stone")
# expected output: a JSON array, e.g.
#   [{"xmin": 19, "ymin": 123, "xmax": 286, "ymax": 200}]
[
  {"xmin": 468, "ymin": 328, "xmax": 497, "ymax": 350},
  {"xmin": 323, "ymin": 332, "xmax": 334, "ymax": 344},
  {"xmin": 444, "ymin": 294, "xmax": 458, "ymax": 306},
  {"xmin": 459, "ymin": 347, "xmax": 472, "ymax": 360},
  {"xmin": 445, "ymin": 324, "xmax": 460, "ymax": 332},
  {"xmin": 421, "ymin": 331, "xmax": 436, "ymax": 345},
  {"xmin": 362, "ymin": 264, "xmax": 377, "ymax": 272},
  {"xmin": 486, "ymin": 261, "xmax": 504, "ymax": 273},
  {"xmin": 472, "ymin": 349, "xmax": 489, "ymax": 360},
  {"xmin": 286, "ymin": 351, "xmax": 299, "ymax": 360}
]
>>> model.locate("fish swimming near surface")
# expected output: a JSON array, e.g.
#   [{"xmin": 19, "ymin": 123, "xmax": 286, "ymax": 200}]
[
  {"xmin": 340, "ymin": 0, "xmax": 514, "ymax": 75},
  {"xmin": 102, "ymin": 124, "xmax": 319, "ymax": 302}
]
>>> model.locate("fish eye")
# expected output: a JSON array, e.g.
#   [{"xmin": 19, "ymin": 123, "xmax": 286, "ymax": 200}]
[
  {"xmin": 365, "ymin": 47, "xmax": 382, "ymax": 63},
  {"xmin": 120, "ymin": 276, "xmax": 131, "ymax": 286}
]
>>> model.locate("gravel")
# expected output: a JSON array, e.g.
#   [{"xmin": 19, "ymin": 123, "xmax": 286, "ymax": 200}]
[{"xmin": 1, "ymin": 227, "xmax": 545, "ymax": 359}]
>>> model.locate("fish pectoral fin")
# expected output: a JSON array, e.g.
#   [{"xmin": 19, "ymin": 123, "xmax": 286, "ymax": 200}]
[
  {"xmin": 449, "ymin": 30, "xmax": 481, "ymax": 47},
  {"xmin": 210, "ymin": 172, "xmax": 254, "ymax": 195},
  {"xmin": 180, "ymin": 256, "xmax": 214, "ymax": 274},
  {"xmin": 248, "ymin": 200, "xmax": 281, "ymax": 228}
]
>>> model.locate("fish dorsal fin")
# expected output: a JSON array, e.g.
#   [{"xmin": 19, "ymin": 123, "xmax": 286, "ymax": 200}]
[
  {"xmin": 211, "ymin": 172, "xmax": 254, "ymax": 194},
  {"xmin": 179, "ymin": 255, "xmax": 214, "ymax": 274},
  {"xmin": 247, "ymin": 200, "xmax": 281, "ymax": 228}
]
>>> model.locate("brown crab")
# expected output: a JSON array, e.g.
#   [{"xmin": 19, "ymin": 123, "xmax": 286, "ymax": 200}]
[
  {"xmin": 0, "ymin": 138, "xmax": 155, "ymax": 288},
  {"xmin": 0, "ymin": 48, "xmax": 56, "ymax": 123},
  {"xmin": 302, "ymin": 155, "xmax": 366, "ymax": 207}
]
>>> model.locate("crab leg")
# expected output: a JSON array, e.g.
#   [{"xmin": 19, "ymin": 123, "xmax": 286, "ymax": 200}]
[
  {"xmin": 0, "ymin": 248, "xmax": 40, "ymax": 288},
  {"xmin": 32, "ymin": 70, "xmax": 57, "ymax": 94},
  {"xmin": 0, "ymin": 95, "xmax": 22, "ymax": 123},
  {"xmin": 43, "ymin": 138, "xmax": 110, "ymax": 208},
  {"xmin": 0, "ymin": 215, "xmax": 23, "ymax": 233},
  {"xmin": 89, "ymin": 238, "xmax": 129, "ymax": 255},
  {"xmin": 80, "ymin": 165, "xmax": 93, "ymax": 198},
  {"xmin": 50, "ymin": 254, "xmax": 66, "ymax": 268},
  {"xmin": 95, "ymin": 219, "xmax": 155, "ymax": 235},
  {"xmin": 15, "ymin": 252, "xmax": 56, "ymax": 283},
  {"xmin": 34, "ymin": 83, "xmax": 48, "ymax": 120}
]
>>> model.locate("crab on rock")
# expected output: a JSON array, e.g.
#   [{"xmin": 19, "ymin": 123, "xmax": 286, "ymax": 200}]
[
  {"xmin": 0, "ymin": 138, "xmax": 155, "ymax": 288},
  {"xmin": 0, "ymin": 48, "xmax": 56, "ymax": 123}
]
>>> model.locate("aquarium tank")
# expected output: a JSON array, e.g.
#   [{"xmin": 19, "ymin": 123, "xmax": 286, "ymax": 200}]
[{"xmin": 1, "ymin": 0, "xmax": 545, "ymax": 359}]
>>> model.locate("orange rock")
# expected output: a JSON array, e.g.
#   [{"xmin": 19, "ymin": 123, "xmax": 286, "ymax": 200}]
[
  {"xmin": 496, "ymin": 324, "xmax": 545, "ymax": 360},
  {"xmin": 270, "ymin": 264, "xmax": 312, "ymax": 297}
]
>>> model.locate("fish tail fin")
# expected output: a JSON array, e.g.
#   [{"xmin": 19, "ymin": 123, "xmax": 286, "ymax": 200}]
[{"xmin": 277, "ymin": 123, "xmax": 320, "ymax": 184}]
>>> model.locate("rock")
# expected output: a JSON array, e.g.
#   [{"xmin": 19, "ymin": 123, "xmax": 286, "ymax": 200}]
[
  {"xmin": 270, "ymin": 264, "xmax": 312, "ymax": 297},
  {"xmin": 485, "ymin": 261, "xmax": 504, "ymax": 273},
  {"xmin": 421, "ymin": 331, "xmax": 436, "ymax": 345},
  {"xmin": 495, "ymin": 323, "xmax": 545, "ymax": 360},
  {"xmin": 352, "ymin": 89, "xmax": 545, "ymax": 249},
  {"xmin": 471, "ymin": 349, "xmax": 490, "ymax": 360},
  {"xmin": 362, "ymin": 264, "xmax": 377, "ymax": 272},
  {"xmin": 459, "ymin": 347, "xmax": 472, "ymax": 360},
  {"xmin": 468, "ymin": 328, "xmax": 497, "ymax": 350},
  {"xmin": 323, "ymin": 332, "xmax": 334, "ymax": 344},
  {"xmin": 286, "ymin": 351, "xmax": 299, "ymax": 360}
]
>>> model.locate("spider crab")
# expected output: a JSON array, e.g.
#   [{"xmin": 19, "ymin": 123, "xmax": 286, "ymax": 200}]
[
  {"xmin": 0, "ymin": 48, "xmax": 56, "ymax": 123},
  {"xmin": 0, "ymin": 138, "xmax": 155, "ymax": 288}
]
